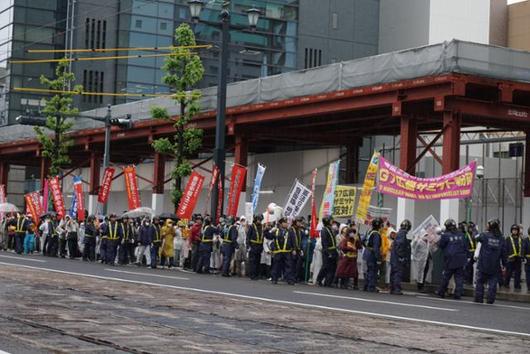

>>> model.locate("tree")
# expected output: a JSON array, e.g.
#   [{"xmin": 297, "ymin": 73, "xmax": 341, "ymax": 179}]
[
  {"xmin": 35, "ymin": 59, "xmax": 82, "ymax": 176},
  {"xmin": 151, "ymin": 23, "xmax": 205, "ymax": 207}
]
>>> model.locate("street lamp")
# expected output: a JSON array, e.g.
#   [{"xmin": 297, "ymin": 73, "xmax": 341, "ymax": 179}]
[{"xmin": 187, "ymin": 1, "xmax": 260, "ymax": 219}]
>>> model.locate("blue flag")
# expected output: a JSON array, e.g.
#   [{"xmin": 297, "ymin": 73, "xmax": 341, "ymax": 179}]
[{"xmin": 251, "ymin": 164, "xmax": 266, "ymax": 213}]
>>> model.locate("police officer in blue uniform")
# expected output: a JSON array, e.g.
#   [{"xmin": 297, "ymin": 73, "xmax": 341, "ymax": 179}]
[
  {"xmin": 266, "ymin": 217, "xmax": 296, "ymax": 285},
  {"xmin": 504, "ymin": 224, "xmax": 523, "ymax": 290},
  {"xmin": 246, "ymin": 215, "xmax": 264, "ymax": 280},
  {"xmin": 101, "ymin": 214, "xmax": 123, "ymax": 265},
  {"xmin": 196, "ymin": 217, "xmax": 216, "ymax": 274},
  {"xmin": 221, "ymin": 217, "xmax": 238, "ymax": 277},
  {"xmin": 316, "ymin": 216, "xmax": 338, "ymax": 287},
  {"xmin": 363, "ymin": 218, "xmax": 383, "ymax": 293},
  {"xmin": 390, "ymin": 219, "xmax": 412, "ymax": 295},
  {"xmin": 437, "ymin": 219, "xmax": 467, "ymax": 299},
  {"xmin": 474, "ymin": 219, "xmax": 507, "ymax": 304},
  {"xmin": 522, "ymin": 227, "xmax": 530, "ymax": 292},
  {"xmin": 460, "ymin": 221, "xmax": 477, "ymax": 285}
]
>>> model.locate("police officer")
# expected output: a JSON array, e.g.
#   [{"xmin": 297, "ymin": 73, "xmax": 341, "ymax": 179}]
[
  {"xmin": 101, "ymin": 214, "xmax": 123, "ymax": 265},
  {"xmin": 267, "ymin": 217, "xmax": 296, "ymax": 285},
  {"xmin": 522, "ymin": 227, "xmax": 530, "ymax": 292},
  {"xmin": 196, "ymin": 217, "xmax": 216, "ymax": 274},
  {"xmin": 504, "ymin": 224, "xmax": 523, "ymax": 290},
  {"xmin": 220, "ymin": 217, "xmax": 238, "ymax": 276},
  {"xmin": 363, "ymin": 218, "xmax": 383, "ymax": 292},
  {"xmin": 247, "ymin": 215, "xmax": 264, "ymax": 280},
  {"xmin": 461, "ymin": 222, "xmax": 477, "ymax": 285},
  {"xmin": 474, "ymin": 219, "xmax": 507, "ymax": 304},
  {"xmin": 290, "ymin": 217, "xmax": 304, "ymax": 282},
  {"xmin": 12, "ymin": 213, "xmax": 27, "ymax": 254},
  {"xmin": 119, "ymin": 216, "xmax": 135, "ymax": 265},
  {"xmin": 437, "ymin": 219, "xmax": 467, "ymax": 299},
  {"xmin": 82, "ymin": 215, "xmax": 98, "ymax": 262},
  {"xmin": 390, "ymin": 219, "xmax": 412, "ymax": 295},
  {"xmin": 150, "ymin": 216, "xmax": 161, "ymax": 269},
  {"xmin": 316, "ymin": 216, "xmax": 338, "ymax": 287}
]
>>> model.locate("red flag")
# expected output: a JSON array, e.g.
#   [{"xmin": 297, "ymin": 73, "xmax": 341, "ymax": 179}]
[
  {"xmin": 176, "ymin": 171, "xmax": 205, "ymax": 220},
  {"xmin": 49, "ymin": 176, "xmax": 66, "ymax": 219},
  {"xmin": 73, "ymin": 177, "xmax": 85, "ymax": 221},
  {"xmin": 98, "ymin": 167, "xmax": 115, "ymax": 204},
  {"xmin": 123, "ymin": 166, "xmax": 141, "ymax": 210},
  {"xmin": 25, "ymin": 191, "xmax": 43, "ymax": 225},
  {"xmin": 42, "ymin": 179, "xmax": 49, "ymax": 213},
  {"xmin": 226, "ymin": 164, "xmax": 247, "ymax": 217},
  {"xmin": 310, "ymin": 169, "xmax": 319, "ymax": 238},
  {"xmin": 207, "ymin": 164, "xmax": 220, "ymax": 200},
  {"xmin": 216, "ymin": 177, "xmax": 223, "ymax": 224}
]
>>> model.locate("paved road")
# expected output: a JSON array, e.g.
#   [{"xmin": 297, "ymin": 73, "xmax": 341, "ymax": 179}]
[{"xmin": 1, "ymin": 252, "xmax": 529, "ymax": 339}]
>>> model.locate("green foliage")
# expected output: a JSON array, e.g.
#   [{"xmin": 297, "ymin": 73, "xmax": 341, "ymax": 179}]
[
  {"xmin": 151, "ymin": 23, "xmax": 205, "ymax": 207},
  {"xmin": 35, "ymin": 59, "xmax": 81, "ymax": 176}
]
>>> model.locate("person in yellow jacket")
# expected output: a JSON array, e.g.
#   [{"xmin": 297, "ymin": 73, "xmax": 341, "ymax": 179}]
[{"xmin": 160, "ymin": 219, "xmax": 176, "ymax": 269}]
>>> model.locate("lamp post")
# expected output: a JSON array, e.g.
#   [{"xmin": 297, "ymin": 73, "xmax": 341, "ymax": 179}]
[{"xmin": 188, "ymin": 0, "xmax": 260, "ymax": 219}]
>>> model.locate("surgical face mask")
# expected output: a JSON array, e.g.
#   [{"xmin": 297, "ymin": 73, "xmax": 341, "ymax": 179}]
[{"xmin": 332, "ymin": 225, "xmax": 339, "ymax": 231}]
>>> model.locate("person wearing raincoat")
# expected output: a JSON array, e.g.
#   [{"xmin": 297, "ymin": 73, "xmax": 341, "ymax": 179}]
[{"xmin": 160, "ymin": 219, "xmax": 176, "ymax": 268}]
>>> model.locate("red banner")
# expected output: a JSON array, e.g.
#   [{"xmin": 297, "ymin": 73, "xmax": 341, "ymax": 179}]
[
  {"xmin": 216, "ymin": 177, "xmax": 223, "ymax": 224},
  {"xmin": 0, "ymin": 184, "xmax": 6, "ymax": 203},
  {"xmin": 73, "ymin": 178, "xmax": 85, "ymax": 222},
  {"xmin": 226, "ymin": 164, "xmax": 247, "ymax": 217},
  {"xmin": 176, "ymin": 171, "xmax": 205, "ymax": 220},
  {"xmin": 309, "ymin": 169, "xmax": 319, "ymax": 238},
  {"xmin": 207, "ymin": 164, "xmax": 220, "ymax": 200},
  {"xmin": 42, "ymin": 179, "xmax": 49, "ymax": 213},
  {"xmin": 49, "ymin": 176, "xmax": 66, "ymax": 219},
  {"xmin": 98, "ymin": 167, "xmax": 115, "ymax": 204},
  {"xmin": 25, "ymin": 191, "xmax": 43, "ymax": 225},
  {"xmin": 123, "ymin": 166, "xmax": 141, "ymax": 210}
]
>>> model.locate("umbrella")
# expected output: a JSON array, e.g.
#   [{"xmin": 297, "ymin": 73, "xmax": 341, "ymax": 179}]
[
  {"xmin": 121, "ymin": 207, "xmax": 154, "ymax": 219},
  {"xmin": 159, "ymin": 212, "xmax": 178, "ymax": 221},
  {"xmin": 0, "ymin": 202, "xmax": 19, "ymax": 213}
]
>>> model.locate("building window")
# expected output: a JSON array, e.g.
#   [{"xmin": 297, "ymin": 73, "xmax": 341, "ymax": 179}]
[
  {"xmin": 85, "ymin": 18, "xmax": 108, "ymax": 49},
  {"xmin": 304, "ymin": 48, "xmax": 322, "ymax": 69},
  {"xmin": 160, "ymin": 22, "xmax": 167, "ymax": 31},
  {"xmin": 96, "ymin": 20, "xmax": 101, "ymax": 49},
  {"xmin": 83, "ymin": 70, "xmax": 104, "ymax": 104},
  {"xmin": 82, "ymin": 70, "xmax": 87, "ymax": 102},
  {"xmin": 85, "ymin": 18, "xmax": 89, "ymax": 48},
  {"xmin": 332, "ymin": 13, "xmax": 338, "ymax": 29},
  {"xmin": 90, "ymin": 19, "xmax": 95, "ymax": 49},
  {"xmin": 135, "ymin": 19, "xmax": 142, "ymax": 28},
  {"xmin": 102, "ymin": 20, "xmax": 107, "ymax": 49}
]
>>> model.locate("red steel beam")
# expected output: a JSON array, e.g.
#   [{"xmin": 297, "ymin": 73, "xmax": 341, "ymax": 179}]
[
  {"xmin": 400, "ymin": 115, "xmax": 418, "ymax": 174},
  {"xmin": 442, "ymin": 111, "xmax": 461, "ymax": 174}
]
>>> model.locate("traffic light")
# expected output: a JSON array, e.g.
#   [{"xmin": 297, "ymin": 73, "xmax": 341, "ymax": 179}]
[
  {"xmin": 109, "ymin": 114, "xmax": 133, "ymax": 129},
  {"xmin": 15, "ymin": 115, "xmax": 47, "ymax": 126}
]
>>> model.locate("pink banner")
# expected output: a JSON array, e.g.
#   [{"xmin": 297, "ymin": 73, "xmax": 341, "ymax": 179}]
[
  {"xmin": 377, "ymin": 157, "xmax": 476, "ymax": 200},
  {"xmin": 98, "ymin": 167, "xmax": 115, "ymax": 204}
]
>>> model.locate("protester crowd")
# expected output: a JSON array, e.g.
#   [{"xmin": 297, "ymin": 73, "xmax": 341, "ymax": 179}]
[{"xmin": 0, "ymin": 211, "xmax": 528, "ymax": 304}]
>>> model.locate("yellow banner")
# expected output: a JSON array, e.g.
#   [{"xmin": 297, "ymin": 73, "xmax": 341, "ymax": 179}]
[
  {"xmin": 333, "ymin": 185, "xmax": 357, "ymax": 218},
  {"xmin": 355, "ymin": 152, "xmax": 380, "ymax": 223}
]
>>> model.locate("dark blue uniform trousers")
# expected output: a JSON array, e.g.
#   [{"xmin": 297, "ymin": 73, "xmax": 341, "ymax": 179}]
[
  {"xmin": 438, "ymin": 267, "xmax": 464, "ymax": 298},
  {"xmin": 475, "ymin": 271, "xmax": 499, "ymax": 303},
  {"xmin": 196, "ymin": 244, "xmax": 212, "ymax": 273},
  {"xmin": 248, "ymin": 246, "xmax": 262, "ymax": 279},
  {"xmin": 364, "ymin": 259, "xmax": 378, "ymax": 291},
  {"xmin": 221, "ymin": 244, "xmax": 235, "ymax": 275},
  {"xmin": 390, "ymin": 260, "xmax": 406, "ymax": 293},
  {"xmin": 271, "ymin": 252, "xmax": 294, "ymax": 283},
  {"xmin": 504, "ymin": 259, "xmax": 522, "ymax": 289}
]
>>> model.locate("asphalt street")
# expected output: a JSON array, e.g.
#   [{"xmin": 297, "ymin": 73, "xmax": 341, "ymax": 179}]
[{"xmin": 1, "ymin": 252, "xmax": 529, "ymax": 339}]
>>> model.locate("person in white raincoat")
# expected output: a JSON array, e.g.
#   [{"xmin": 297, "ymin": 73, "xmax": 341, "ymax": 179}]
[
  {"xmin": 412, "ymin": 231, "xmax": 431, "ymax": 291},
  {"xmin": 310, "ymin": 235, "xmax": 323, "ymax": 284}
]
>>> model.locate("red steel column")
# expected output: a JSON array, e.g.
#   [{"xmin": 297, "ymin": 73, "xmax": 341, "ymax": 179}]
[
  {"xmin": 400, "ymin": 115, "xmax": 417, "ymax": 175},
  {"xmin": 0, "ymin": 160, "xmax": 9, "ymax": 190},
  {"xmin": 89, "ymin": 152, "xmax": 101, "ymax": 195},
  {"xmin": 234, "ymin": 135, "xmax": 248, "ymax": 192},
  {"xmin": 345, "ymin": 141, "xmax": 361, "ymax": 184},
  {"xmin": 152, "ymin": 153, "xmax": 165, "ymax": 194},
  {"xmin": 442, "ymin": 111, "xmax": 461, "ymax": 174},
  {"xmin": 524, "ymin": 130, "xmax": 530, "ymax": 198}
]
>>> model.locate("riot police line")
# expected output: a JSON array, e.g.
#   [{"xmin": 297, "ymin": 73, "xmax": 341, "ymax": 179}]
[{"xmin": 0, "ymin": 211, "xmax": 528, "ymax": 304}]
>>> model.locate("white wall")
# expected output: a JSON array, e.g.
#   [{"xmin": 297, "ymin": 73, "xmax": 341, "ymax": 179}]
[{"xmin": 429, "ymin": 0, "xmax": 491, "ymax": 44}]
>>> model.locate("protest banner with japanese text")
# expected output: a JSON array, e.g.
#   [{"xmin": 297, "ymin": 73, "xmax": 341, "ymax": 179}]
[
  {"xmin": 319, "ymin": 160, "xmax": 340, "ymax": 219},
  {"xmin": 25, "ymin": 191, "xmax": 42, "ymax": 225},
  {"xmin": 176, "ymin": 171, "xmax": 205, "ymax": 220},
  {"xmin": 251, "ymin": 163, "xmax": 266, "ymax": 213},
  {"xmin": 283, "ymin": 179, "xmax": 312, "ymax": 218},
  {"xmin": 377, "ymin": 157, "xmax": 476, "ymax": 200},
  {"xmin": 333, "ymin": 185, "xmax": 356, "ymax": 218},
  {"xmin": 98, "ymin": 167, "xmax": 115, "ymax": 204},
  {"xmin": 73, "ymin": 176, "xmax": 85, "ymax": 221},
  {"xmin": 227, "ymin": 164, "xmax": 247, "ymax": 217},
  {"xmin": 48, "ymin": 176, "xmax": 66, "ymax": 219},
  {"xmin": 123, "ymin": 166, "xmax": 141, "ymax": 210},
  {"xmin": 355, "ymin": 152, "xmax": 380, "ymax": 223},
  {"xmin": 310, "ymin": 169, "xmax": 319, "ymax": 238}
]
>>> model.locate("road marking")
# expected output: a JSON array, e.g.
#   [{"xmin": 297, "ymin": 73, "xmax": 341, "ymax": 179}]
[
  {"xmin": 0, "ymin": 350, "xmax": 12, "ymax": 354},
  {"xmin": 0, "ymin": 254, "xmax": 46, "ymax": 263},
  {"xmin": 416, "ymin": 295, "xmax": 530, "ymax": 311},
  {"xmin": 1, "ymin": 261, "xmax": 529, "ymax": 338},
  {"xmin": 104, "ymin": 268, "xmax": 189, "ymax": 280},
  {"xmin": 294, "ymin": 291, "xmax": 458, "ymax": 312}
]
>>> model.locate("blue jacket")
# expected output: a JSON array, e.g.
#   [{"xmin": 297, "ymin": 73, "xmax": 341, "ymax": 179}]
[
  {"xmin": 390, "ymin": 229, "xmax": 411, "ymax": 265},
  {"xmin": 320, "ymin": 226, "xmax": 337, "ymax": 255},
  {"xmin": 439, "ymin": 230, "xmax": 467, "ymax": 269},
  {"xmin": 505, "ymin": 235, "xmax": 523, "ymax": 261},
  {"xmin": 138, "ymin": 224, "xmax": 155, "ymax": 245},
  {"xmin": 477, "ymin": 231, "xmax": 507, "ymax": 275},
  {"xmin": 523, "ymin": 238, "xmax": 530, "ymax": 265},
  {"xmin": 266, "ymin": 227, "xmax": 296, "ymax": 253}
]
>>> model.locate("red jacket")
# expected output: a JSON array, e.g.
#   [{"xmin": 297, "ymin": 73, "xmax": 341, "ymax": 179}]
[{"xmin": 190, "ymin": 223, "xmax": 202, "ymax": 244}]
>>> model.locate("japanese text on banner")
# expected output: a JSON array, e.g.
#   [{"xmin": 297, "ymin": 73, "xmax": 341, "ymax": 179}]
[
  {"xmin": 176, "ymin": 171, "xmax": 205, "ymax": 220},
  {"xmin": 319, "ymin": 160, "xmax": 340, "ymax": 219},
  {"xmin": 227, "ymin": 164, "xmax": 247, "ymax": 217},
  {"xmin": 123, "ymin": 166, "xmax": 141, "ymax": 210},
  {"xmin": 355, "ymin": 152, "xmax": 380, "ymax": 223},
  {"xmin": 377, "ymin": 157, "xmax": 476, "ymax": 200},
  {"xmin": 333, "ymin": 185, "xmax": 356, "ymax": 218},
  {"xmin": 98, "ymin": 167, "xmax": 115, "ymax": 204},
  {"xmin": 48, "ymin": 176, "xmax": 66, "ymax": 219},
  {"xmin": 283, "ymin": 180, "xmax": 312, "ymax": 218}
]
